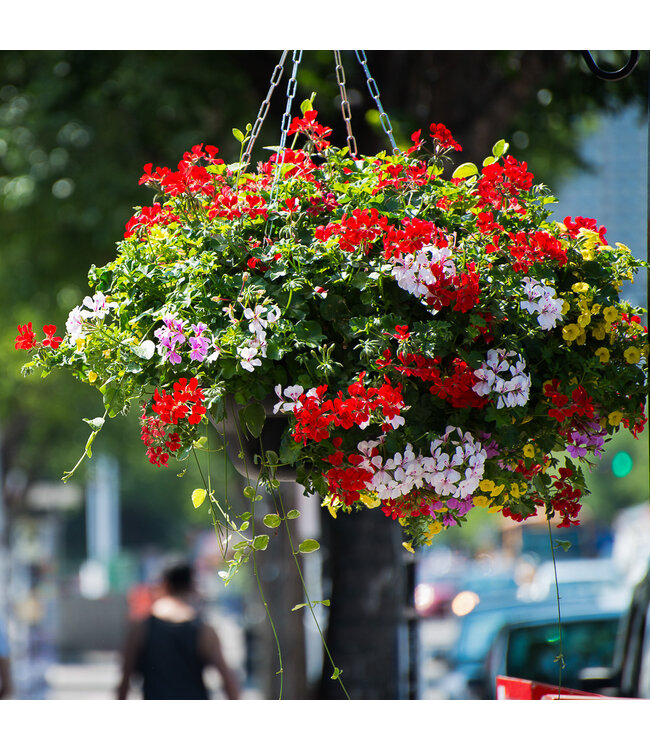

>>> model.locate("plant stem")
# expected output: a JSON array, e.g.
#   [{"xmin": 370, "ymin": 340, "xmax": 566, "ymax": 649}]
[
  {"xmin": 547, "ymin": 517, "xmax": 565, "ymax": 698},
  {"xmin": 270, "ymin": 484, "xmax": 351, "ymax": 699}
]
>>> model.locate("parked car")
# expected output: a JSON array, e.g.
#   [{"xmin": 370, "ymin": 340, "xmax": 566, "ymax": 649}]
[
  {"xmin": 483, "ymin": 608, "xmax": 624, "ymax": 699},
  {"xmin": 517, "ymin": 557, "xmax": 631, "ymax": 611},
  {"xmin": 433, "ymin": 596, "xmax": 626, "ymax": 699},
  {"xmin": 574, "ymin": 565, "xmax": 650, "ymax": 698},
  {"xmin": 433, "ymin": 600, "xmax": 563, "ymax": 699}
]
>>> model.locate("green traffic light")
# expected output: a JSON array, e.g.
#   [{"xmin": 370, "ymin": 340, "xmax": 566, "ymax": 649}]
[{"xmin": 611, "ymin": 451, "xmax": 634, "ymax": 478}]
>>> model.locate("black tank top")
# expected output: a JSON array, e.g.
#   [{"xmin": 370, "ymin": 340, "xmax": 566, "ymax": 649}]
[{"xmin": 137, "ymin": 614, "xmax": 209, "ymax": 699}]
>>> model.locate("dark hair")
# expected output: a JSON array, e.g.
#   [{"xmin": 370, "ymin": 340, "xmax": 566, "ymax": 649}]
[{"xmin": 162, "ymin": 561, "xmax": 194, "ymax": 594}]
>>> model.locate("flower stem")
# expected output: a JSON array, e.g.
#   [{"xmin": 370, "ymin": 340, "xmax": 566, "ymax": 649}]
[
  {"xmin": 547, "ymin": 517, "xmax": 565, "ymax": 698},
  {"xmin": 270, "ymin": 483, "xmax": 351, "ymax": 699}
]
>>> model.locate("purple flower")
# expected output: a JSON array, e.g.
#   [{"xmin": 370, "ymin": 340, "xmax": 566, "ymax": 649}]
[
  {"xmin": 189, "ymin": 323, "xmax": 211, "ymax": 362},
  {"xmin": 154, "ymin": 315, "xmax": 187, "ymax": 364}
]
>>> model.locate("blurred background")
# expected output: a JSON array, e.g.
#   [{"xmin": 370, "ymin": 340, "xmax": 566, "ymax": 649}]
[{"xmin": 1, "ymin": 49, "xmax": 648, "ymax": 700}]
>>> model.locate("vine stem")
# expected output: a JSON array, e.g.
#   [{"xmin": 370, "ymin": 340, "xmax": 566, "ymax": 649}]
[
  {"xmin": 202, "ymin": 408, "xmax": 286, "ymax": 698},
  {"xmin": 547, "ymin": 517, "xmax": 565, "ymax": 698},
  {"xmin": 269, "ymin": 482, "xmax": 351, "ymax": 699}
]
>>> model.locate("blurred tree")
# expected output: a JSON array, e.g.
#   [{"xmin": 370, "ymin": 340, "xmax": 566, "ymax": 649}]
[{"xmin": 1, "ymin": 50, "xmax": 647, "ymax": 698}]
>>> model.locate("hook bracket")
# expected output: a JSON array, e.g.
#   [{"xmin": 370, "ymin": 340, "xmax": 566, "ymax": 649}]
[{"xmin": 582, "ymin": 51, "xmax": 640, "ymax": 81}]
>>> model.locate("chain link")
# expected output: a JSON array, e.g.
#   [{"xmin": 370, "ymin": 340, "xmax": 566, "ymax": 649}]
[
  {"xmin": 241, "ymin": 50, "xmax": 289, "ymax": 169},
  {"xmin": 268, "ymin": 50, "xmax": 302, "ymax": 206},
  {"xmin": 355, "ymin": 50, "xmax": 400, "ymax": 154},
  {"xmin": 334, "ymin": 50, "xmax": 358, "ymax": 158}
]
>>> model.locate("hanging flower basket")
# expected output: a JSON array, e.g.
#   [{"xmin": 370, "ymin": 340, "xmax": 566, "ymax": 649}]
[{"xmin": 14, "ymin": 95, "xmax": 648, "ymax": 552}]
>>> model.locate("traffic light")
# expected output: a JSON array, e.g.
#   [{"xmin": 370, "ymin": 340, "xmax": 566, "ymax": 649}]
[{"xmin": 611, "ymin": 451, "xmax": 634, "ymax": 478}]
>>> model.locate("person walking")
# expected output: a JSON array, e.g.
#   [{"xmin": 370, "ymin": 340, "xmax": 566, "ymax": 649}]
[{"xmin": 116, "ymin": 560, "xmax": 240, "ymax": 700}]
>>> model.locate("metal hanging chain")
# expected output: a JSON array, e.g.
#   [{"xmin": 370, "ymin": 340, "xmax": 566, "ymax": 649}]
[
  {"xmin": 266, "ymin": 50, "xmax": 302, "ymax": 222},
  {"xmin": 355, "ymin": 50, "xmax": 400, "ymax": 155},
  {"xmin": 241, "ymin": 50, "xmax": 289, "ymax": 169},
  {"xmin": 334, "ymin": 50, "xmax": 358, "ymax": 158}
]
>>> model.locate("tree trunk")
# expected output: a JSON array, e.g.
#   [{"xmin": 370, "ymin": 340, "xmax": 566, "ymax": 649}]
[{"xmin": 317, "ymin": 507, "xmax": 409, "ymax": 699}]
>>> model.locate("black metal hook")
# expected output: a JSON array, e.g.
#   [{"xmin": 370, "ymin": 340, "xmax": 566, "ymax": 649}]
[{"xmin": 582, "ymin": 50, "xmax": 640, "ymax": 81}]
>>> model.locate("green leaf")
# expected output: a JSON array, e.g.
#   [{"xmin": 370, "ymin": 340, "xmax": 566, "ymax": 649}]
[
  {"xmin": 83, "ymin": 417, "xmax": 105, "ymax": 432},
  {"xmin": 84, "ymin": 430, "xmax": 98, "ymax": 458},
  {"xmin": 291, "ymin": 598, "xmax": 330, "ymax": 611},
  {"xmin": 320, "ymin": 294, "xmax": 349, "ymax": 322},
  {"xmin": 241, "ymin": 401, "xmax": 266, "ymax": 438},
  {"xmin": 300, "ymin": 94, "xmax": 315, "ymax": 114},
  {"xmin": 130, "ymin": 340, "xmax": 155, "ymax": 360},
  {"xmin": 253, "ymin": 534, "xmax": 269, "ymax": 551},
  {"xmin": 263, "ymin": 513, "xmax": 281, "ymax": 528},
  {"xmin": 191, "ymin": 488, "xmax": 207, "ymax": 508},
  {"xmin": 298, "ymin": 538, "xmax": 320, "ymax": 554},
  {"xmin": 286, "ymin": 509, "xmax": 301, "ymax": 520},
  {"xmin": 492, "ymin": 138, "xmax": 508, "ymax": 158},
  {"xmin": 554, "ymin": 539, "xmax": 572, "ymax": 552},
  {"xmin": 295, "ymin": 320, "xmax": 325, "ymax": 345},
  {"xmin": 232, "ymin": 127, "xmax": 245, "ymax": 143},
  {"xmin": 331, "ymin": 667, "xmax": 342, "ymax": 680},
  {"xmin": 452, "ymin": 162, "xmax": 479, "ymax": 180}
]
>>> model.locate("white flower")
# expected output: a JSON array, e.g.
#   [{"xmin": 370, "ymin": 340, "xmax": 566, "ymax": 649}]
[
  {"xmin": 520, "ymin": 277, "xmax": 564, "ymax": 330},
  {"xmin": 244, "ymin": 305, "xmax": 268, "ymax": 335},
  {"xmin": 81, "ymin": 291, "xmax": 117, "ymax": 320},
  {"xmin": 274, "ymin": 384, "xmax": 304, "ymax": 413},
  {"xmin": 65, "ymin": 306, "xmax": 85, "ymax": 343},
  {"xmin": 266, "ymin": 305, "xmax": 281, "ymax": 324},
  {"xmin": 238, "ymin": 346, "xmax": 262, "ymax": 372},
  {"xmin": 472, "ymin": 349, "xmax": 531, "ymax": 409}
]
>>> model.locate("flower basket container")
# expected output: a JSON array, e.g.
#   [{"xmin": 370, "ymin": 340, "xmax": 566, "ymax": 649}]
[
  {"xmin": 214, "ymin": 394, "xmax": 296, "ymax": 483},
  {"xmin": 495, "ymin": 675, "xmax": 618, "ymax": 700}
]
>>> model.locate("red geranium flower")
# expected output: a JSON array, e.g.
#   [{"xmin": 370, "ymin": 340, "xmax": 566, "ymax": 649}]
[{"xmin": 15, "ymin": 322, "xmax": 36, "ymax": 350}]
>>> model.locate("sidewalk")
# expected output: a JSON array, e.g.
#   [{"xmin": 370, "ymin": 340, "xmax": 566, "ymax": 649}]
[{"xmin": 44, "ymin": 650, "xmax": 263, "ymax": 700}]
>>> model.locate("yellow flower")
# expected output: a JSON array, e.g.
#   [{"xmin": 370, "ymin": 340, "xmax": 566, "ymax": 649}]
[
  {"xmin": 402, "ymin": 542, "xmax": 415, "ymax": 554},
  {"xmin": 487, "ymin": 505, "xmax": 503, "ymax": 514},
  {"xmin": 523, "ymin": 444, "xmax": 535, "ymax": 459},
  {"xmin": 561, "ymin": 300, "xmax": 571, "ymax": 315},
  {"xmin": 479, "ymin": 479, "xmax": 505, "ymax": 496},
  {"xmin": 425, "ymin": 521, "xmax": 443, "ymax": 540},
  {"xmin": 580, "ymin": 248, "xmax": 595, "ymax": 261},
  {"xmin": 562, "ymin": 324, "xmax": 581, "ymax": 342},
  {"xmin": 473, "ymin": 495, "xmax": 491, "ymax": 508},
  {"xmin": 591, "ymin": 325, "xmax": 607, "ymax": 341},
  {"xmin": 624, "ymin": 346, "xmax": 641, "ymax": 364},
  {"xmin": 576, "ymin": 332, "xmax": 587, "ymax": 346},
  {"xmin": 572, "ymin": 282, "xmax": 590, "ymax": 294},
  {"xmin": 359, "ymin": 493, "xmax": 381, "ymax": 509},
  {"xmin": 76, "ymin": 338, "xmax": 86, "ymax": 351},
  {"xmin": 594, "ymin": 347, "xmax": 610, "ymax": 364},
  {"xmin": 608, "ymin": 411, "xmax": 624, "ymax": 427},
  {"xmin": 591, "ymin": 303, "xmax": 602, "ymax": 315},
  {"xmin": 578, "ymin": 312, "xmax": 591, "ymax": 328},
  {"xmin": 321, "ymin": 497, "xmax": 339, "ymax": 519},
  {"xmin": 88, "ymin": 371, "xmax": 98, "ymax": 384},
  {"xmin": 603, "ymin": 306, "xmax": 619, "ymax": 324}
]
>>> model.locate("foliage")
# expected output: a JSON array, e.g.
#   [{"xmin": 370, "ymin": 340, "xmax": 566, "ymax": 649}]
[{"xmin": 14, "ymin": 104, "xmax": 648, "ymax": 557}]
